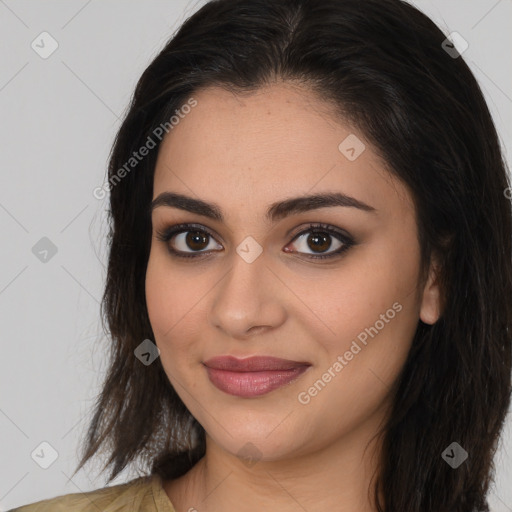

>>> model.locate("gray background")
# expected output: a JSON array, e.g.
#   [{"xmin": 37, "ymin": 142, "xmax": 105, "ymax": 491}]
[{"xmin": 0, "ymin": 0, "xmax": 511, "ymax": 510}]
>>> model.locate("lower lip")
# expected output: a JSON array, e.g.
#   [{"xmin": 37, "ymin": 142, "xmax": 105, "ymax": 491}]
[{"xmin": 204, "ymin": 366, "xmax": 310, "ymax": 397}]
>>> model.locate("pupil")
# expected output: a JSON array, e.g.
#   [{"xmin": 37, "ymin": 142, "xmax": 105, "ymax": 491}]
[{"xmin": 308, "ymin": 233, "xmax": 331, "ymax": 252}]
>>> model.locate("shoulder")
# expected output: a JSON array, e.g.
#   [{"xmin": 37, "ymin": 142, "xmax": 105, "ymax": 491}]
[{"xmin": 8, "ymin": 474, "xmax": 174, "ymax": 512}]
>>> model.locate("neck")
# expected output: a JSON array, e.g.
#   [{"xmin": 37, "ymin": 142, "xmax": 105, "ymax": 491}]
[{"xmin": 163, "ymin": 411, "xmax": 386, "ymax": 512}]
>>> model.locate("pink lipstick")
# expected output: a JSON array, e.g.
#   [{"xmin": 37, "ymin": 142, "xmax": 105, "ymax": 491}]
[{"xmin": 203, "ymin": 355, "xmax": 311, "ymax": 397}]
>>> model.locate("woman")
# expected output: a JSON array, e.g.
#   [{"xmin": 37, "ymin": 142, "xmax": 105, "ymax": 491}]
[{"xmin": 12, "ymin": 0, "xmax": 512, "ymax": 510}]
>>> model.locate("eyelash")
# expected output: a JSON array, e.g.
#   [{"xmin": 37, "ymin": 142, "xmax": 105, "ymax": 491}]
[{"xmin": 155, "ymin": 222, "xmax": 355, "ymax": 261}]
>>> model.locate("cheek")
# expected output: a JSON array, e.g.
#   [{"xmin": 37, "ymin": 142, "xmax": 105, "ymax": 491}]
[
  {"xmin": 145, "ymin": 249, "xmax": 210, "ymax": 373},
  {"xmin": 296, "ymin": 261, "xmax": 420, "ymax": 438},
  {"xmin": 293, "ymin": 237, "xmax": 422, "ymax": 408},
  {"xmin": 145, "ymin": 252, "xmax": 173, "ymax": 337},
  {"xmin": 146, "ymin": 247, "xmax": 192, "ymax": 326},
  {"xmin": 296, "ymin": 241, "xmax": 420, "ymax": 350},
  {"xmin": 145, "ymin": 251, "xmax": 191, "ymax": 348}
]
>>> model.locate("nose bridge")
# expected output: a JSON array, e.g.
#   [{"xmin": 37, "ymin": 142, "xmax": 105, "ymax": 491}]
[{"xmin": 208, "ymin": 248, "xmax": 286, "ymax": 337}]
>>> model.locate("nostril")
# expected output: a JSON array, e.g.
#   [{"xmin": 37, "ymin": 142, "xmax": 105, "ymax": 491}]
[{"xmin": 246, "ymin": 325, "xmax": 269, "ymax": 335}]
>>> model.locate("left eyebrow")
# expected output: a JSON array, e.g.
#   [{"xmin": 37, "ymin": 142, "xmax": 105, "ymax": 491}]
[{"xmin": 150, "ymin": 191, "xmax": 377, "ymax": 223}]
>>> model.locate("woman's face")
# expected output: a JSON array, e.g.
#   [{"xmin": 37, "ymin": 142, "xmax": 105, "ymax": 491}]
[{"xmin": 145, "ymin": 82, "xmax": 440, "ymax": 462}]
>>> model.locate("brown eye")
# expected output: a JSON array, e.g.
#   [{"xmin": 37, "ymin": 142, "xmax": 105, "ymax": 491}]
[
  {"xmin": 156, "ymin": 224, "xmax": 223, "ymax": 258},
  {"xmin": 169, "ymin": 229, "xmax": 222, "ymax": 254},
  {"xmin": 285, "ymin": 223, "xmax": 354, "ymax": 260},
  {"xmin": 289, "ymin": 231, "xmax": 342, "ymax": 256}
]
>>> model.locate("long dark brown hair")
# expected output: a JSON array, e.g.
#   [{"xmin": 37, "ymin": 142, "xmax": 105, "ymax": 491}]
[{"xmin": 76, "ymin": 1, "xmax": 512, "ymax": 510}]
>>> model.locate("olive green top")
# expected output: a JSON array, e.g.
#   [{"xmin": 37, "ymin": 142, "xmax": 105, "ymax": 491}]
[{"xmin": 9, "ymin": 474, "xmax": 176, "ymax": 512}]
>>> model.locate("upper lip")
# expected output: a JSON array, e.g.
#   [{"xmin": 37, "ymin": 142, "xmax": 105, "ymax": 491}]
[{"xmin": 203, "ymin": 356, "xmax": 311, "ymax": 372}]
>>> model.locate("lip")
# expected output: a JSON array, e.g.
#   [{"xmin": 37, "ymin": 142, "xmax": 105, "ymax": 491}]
[
  {"xmin": 203, "ymin": 355, "xmax": 310, "ymax": 371},
  {"xmin": 203, "ymin": 356, "xmax": 311, "ymax": 397}
]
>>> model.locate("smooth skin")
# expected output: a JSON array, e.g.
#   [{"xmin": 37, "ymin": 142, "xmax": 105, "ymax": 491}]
[{"xmin": 145, "ymin": 81, "xmax": 441, "ymax": 512}]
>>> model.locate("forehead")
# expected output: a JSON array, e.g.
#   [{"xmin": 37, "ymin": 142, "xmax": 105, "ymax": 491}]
[{"xmin": 152, "ymin": 83, "xmax": 413, "ymax": 222}]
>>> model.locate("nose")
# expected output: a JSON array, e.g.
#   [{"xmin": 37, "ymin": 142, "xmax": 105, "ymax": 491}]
[{"xmin": 207, "ymin": 249, "xmax": 287, "ymax": 340}]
